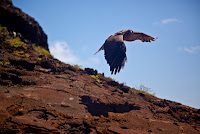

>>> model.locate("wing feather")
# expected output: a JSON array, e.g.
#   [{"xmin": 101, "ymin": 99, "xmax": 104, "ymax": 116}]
[
  {"xmin": 124, "ymin": 31, "xmax": 155, "ymax": 42},
  {"xmin": 103, "ymin": 35, "xmax": 127, "ymax": 74}
]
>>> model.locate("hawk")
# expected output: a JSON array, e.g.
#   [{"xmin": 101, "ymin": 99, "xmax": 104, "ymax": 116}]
[{"xmin": 95, "ymin": 29, "xmax": 157, "ymax": 74}]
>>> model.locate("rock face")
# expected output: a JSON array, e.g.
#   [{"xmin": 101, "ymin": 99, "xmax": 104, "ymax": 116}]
[
  {"xmin": 0, "ymin": 0, "xmax": 48, "ymax": 50},
  {"xmin": 0, "ymin": 1, "xmax": 200, "ymax": 134}
]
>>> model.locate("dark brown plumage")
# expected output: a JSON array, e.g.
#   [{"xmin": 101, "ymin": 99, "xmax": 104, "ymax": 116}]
[{"xmin": 95, "ymin": 29, "xmax": 157, "ymax": 75}]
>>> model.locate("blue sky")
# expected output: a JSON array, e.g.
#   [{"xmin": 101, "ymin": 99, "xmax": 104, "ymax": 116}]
[{"xmin": 13, "ymin": 0, "xmax": 200, "ymax": 108}]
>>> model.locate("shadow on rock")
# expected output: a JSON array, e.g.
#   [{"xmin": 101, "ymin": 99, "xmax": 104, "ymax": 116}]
[{"xmin": 80, "ymin": 96, "xmax": 140, "ymax": 117}]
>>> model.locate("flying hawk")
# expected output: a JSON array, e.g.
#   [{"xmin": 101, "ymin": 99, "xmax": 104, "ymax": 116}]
[{"xmin": 95, "ymin": 29, "xmax": 157, "ymax": 74}]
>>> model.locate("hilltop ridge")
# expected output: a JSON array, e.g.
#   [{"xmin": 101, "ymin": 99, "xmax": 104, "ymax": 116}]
[
  {"xmin": 0, "ymin": 1, "xmax": 199, "ymax": 133},
  {"xmin": 0, "ymin": 0, "xmax": 48, "ymax": 50}
]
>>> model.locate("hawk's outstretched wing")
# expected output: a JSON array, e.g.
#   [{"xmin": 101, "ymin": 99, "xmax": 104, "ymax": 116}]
[
  {"xmin": 123, "ymin": 31, "xmax": 155, "ymax": 42},
  {"xmin": 95, "ymin": 29, "xmax": 157, "ymax": 75}
]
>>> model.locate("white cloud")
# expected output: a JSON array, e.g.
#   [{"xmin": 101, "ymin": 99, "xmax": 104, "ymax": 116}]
[
  {"xmin": 161, "ymin": 18, "xmax": 179, "ymax": 24},
  {"xmin": 49, "ymin": 41, "xmax": 101, "ymax": 67},
  {"xmin": 49, "ymin": 41, "xmax": 80, "ymax": 64},
  {"xmin": 153, "ymin": 18, "xmax": 181, "ymax": 25},
  {"xmin": 183, "ymin": 46, "xmax": 200, "ymax": 54}
]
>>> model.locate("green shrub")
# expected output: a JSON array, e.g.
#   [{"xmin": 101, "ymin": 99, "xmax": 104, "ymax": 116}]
[
  {"xmin": 12, "ymin": 51, "xmax": 29, "ymax": 58},
  {"xmin": 4, "ymin": 37, "xmax": 28, "ymax": 49},
  {"xmin": 130, "ymin": 84, "xmax": 155, "ymax": 96},
  {"xmin": 0, "ymin": 25, "xmax": 9, "ymax": 36},
  {"xmin": 0, "ymin": 60, "xmax": 10, "ymax": 66},
  {"xmin": 37, "ymin": 57, "xmax": 42, "ymax": 61},
  {"xmin": 137, "ymin": 84, "xmax": 155, "ymax": 96},
  {"xmin": 0, "ymin": 25, "xmax": 7, "ymax": 32},
  {"xmin": 72, "ymin": 64, "xmax": 82, "ymax": 69},
  {"xmin": 32, "ymin": 44, "xmax": 50, "ymax": 56},
  {"xmin": 107, "ymin": 76, "xmax": 115, "ymax": 81},
  {"xmin": 56, "ymin": 63, "xmax": 60, "ymax": 67},
  {"xmin": 90, "ymin": 75, "xmax": 103, "ymax": 86}
]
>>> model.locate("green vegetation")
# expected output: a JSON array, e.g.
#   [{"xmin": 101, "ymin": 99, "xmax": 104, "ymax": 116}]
[
  {"xmin": 0, "ymin": 25, "xmax": 29, "ymax": 50},
  {"xmin": 0, "ymin": 25, "xmax": 7, "ymax": 32},
  {"xmin": 37, "ymin": 57, "xmax": 42, "ymax": 61},
  {"xmin": 56, "ymin": 63, "xmax": 60, "ymax": 67},
  {"xmin": 130, "ymin": 84, "xmax": 155, "ymax": 96},
  {"xmin": 12, "ymin": 51, "xmax": 29, "ymax": 58},
  {"xmin": 90, "ymin": 75, "xmax": 103, "ymax": 86},
  {"xmin": 4, "ymin": 37, "xmax": 28, "ymax": 49},
  {"xmin": 107, "ymin": 76, "xmax": 116, "ymax": 81},
  {"xmin": 0, "ymin": 60, "xmax": 10, "ymax": 66},
  {"xmin": 72, "ymin": 64, "xmax": 82, "ymax": 69},
  {"xmin": 0, "ymin": 25, "xmax": 9, "ymax": 36},
  {"xmin": 24, "ymin": 39, "xmax": 29, "ymax": 42},
  {"xmin": 32, "ymin": 44, "xmax": 50, "ymax": 56},
  {"xmin": 138, "ymin": 84, "xmax": 155, "ymax": 95}
]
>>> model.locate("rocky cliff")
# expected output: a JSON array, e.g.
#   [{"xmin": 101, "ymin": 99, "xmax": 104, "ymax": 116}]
[
  {"xmin": 0, "ymin": 0, "xmax": 48, "ymax": 50},
  {"xmin": 0, "ymin": 1, "xmax": 199, "ymax": 134}
]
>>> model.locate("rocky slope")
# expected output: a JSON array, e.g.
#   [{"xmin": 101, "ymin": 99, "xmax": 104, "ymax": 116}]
[{"xmin": 0, "ymin": 1, "xmax": 199, "ymax": 134}]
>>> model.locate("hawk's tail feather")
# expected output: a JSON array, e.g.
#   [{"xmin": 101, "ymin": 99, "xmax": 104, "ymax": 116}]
[{"xmin": 94, "ymin": 45, "xmax": 104, "ymax": 55}]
